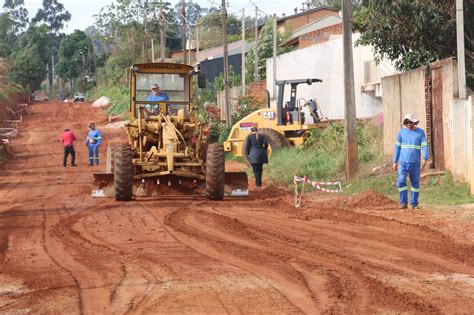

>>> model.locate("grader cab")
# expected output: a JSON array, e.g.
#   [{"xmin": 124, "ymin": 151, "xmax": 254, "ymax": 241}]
[{"xmin": 94, "ymin": 62, "xmax": 248, "ymax": 200}]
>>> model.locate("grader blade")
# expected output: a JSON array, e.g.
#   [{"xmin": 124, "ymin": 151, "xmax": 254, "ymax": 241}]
[
  {"xmin": 224, "ymin": 171, "xmax": 249, "ymax": 197},
  {"xmin": 92, "ymin": 172, "xmax": 249, "ymax": 198}
]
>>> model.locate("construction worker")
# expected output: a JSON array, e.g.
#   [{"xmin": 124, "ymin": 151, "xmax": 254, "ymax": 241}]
[
  {"xmin": 61, "ymin": 128, "xmax": 77, "ymax": 167},
  {"xmin": 244, "ymin": 127, "xmax": 269, "ymax": 189},
  {"xmin": 392, "ymin": 113, "xmax": 429, "ymax": 209},
  {"xmin": 86, "ymin": 122, "xmax": 102, "ymax": 166},
  {"xmin": 146, "ymin": 83, "xmax": 169, "ymax": 115}
]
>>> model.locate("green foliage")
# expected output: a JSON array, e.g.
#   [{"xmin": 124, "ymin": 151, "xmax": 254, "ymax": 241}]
[
  {"xmin": 198, "ymin": 11, "xmax": 241, "ymax": 50},
  {"xmin": 246, "ymin": 18, "xmax": 293, "ymax": 82},
  {"xmin": 194, "ymin": 80, "xmax": 217, "ymax": 106},
  {"xmin": 343, "ymin": 171, "xmax": 474, "ymax": 206},
  {"xmin": 3, "ymin": 0, "xmax": 29, "ymax": 34},
  {"xmin": 8, "ymin": 25, "xmax": 51, "ymax": 91},
  {"xmin": 14, "ymin": 24, "xmax": 51, "ymax": 64},
  {"xmin": 0, "ymin": 13, "xmax": 14, "ymax": 57},
  {"xmin": 89, "ymin": 85, "xmax": 129, "ymax": 117},
  {"xmin": 232, "ymin": 95, "xmax": 261, "ymax": 123},
  {"xmin": 214, "ymin": 65, "xmax": 241, "ymax": 91},
  {"xmin": 98, "ymin": 49, "xmax": 131, "ymax": 86},
  {"xmin": 56, "ymin": 30, "xmax": 92, "ymax": 80},
  {"xmin": 267, "ymin": 122, "xmax": 383, "ymax": 184},
  {"xmin": 32, "ymin": 0, "xmax": 71, "ymax": 36},
  {"xmin": 206, "ymin": 121, "xmax": 224, "ymax": 144},
  {"xmin": 354, "ymin": 0, "xmax": 473, "ymax": 85}
]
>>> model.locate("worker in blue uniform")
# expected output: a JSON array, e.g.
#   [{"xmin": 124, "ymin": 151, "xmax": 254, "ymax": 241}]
[
  {"xmin": 86, "ymin": 122, "xmax": 102, "ymax": 166},
  {"xmin": 146, "ymin": 83, "xmax": 169, "ymax": 115},
  {"xmin": 392, "ymin": 113, "xmax": 429, "ymax": 209}
]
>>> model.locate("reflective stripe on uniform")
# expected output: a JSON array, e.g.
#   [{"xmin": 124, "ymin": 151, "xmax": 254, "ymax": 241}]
[
  {"xmin": 411, "ymin": 187, "xmax": 420, "ymax": 192},
  {"xmin": 400, "ymin": 144, "xmax": 421, "ymax": 149},
  {"xmin": 421, "ymin": 142, "xmax": 427, "ymax": 147},
  {"xmin": 398, "ymin": 187, "xmax": 408, "ymax": 192}
]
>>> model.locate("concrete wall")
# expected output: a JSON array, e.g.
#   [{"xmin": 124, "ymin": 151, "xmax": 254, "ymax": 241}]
[
  {"xmin": 382, "ymin": 68, "xmax": 426, "ymax": 157},
  {"xmin": 381, "ymin": 58, "xmax": 474, "ymax": 190},
  {"xmin": 266, "ymin": 33, "xmax": 397, "ymax": 120}
]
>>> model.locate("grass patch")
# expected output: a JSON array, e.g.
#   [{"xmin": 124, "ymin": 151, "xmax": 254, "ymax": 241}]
[
  {"xmin": 88, "ymin": 85, "xmax": 130, "ymax": 117},
  {"xmin": 343, "ymin": 172, "xmax": 474, "ymax": 206},
  {"xmin": 264, "ymin": 120, "xmax": 474, "ymax": 206},
  {"xmin": 266, "ymin": 121, "xmax": 383, "ymax": 184}
]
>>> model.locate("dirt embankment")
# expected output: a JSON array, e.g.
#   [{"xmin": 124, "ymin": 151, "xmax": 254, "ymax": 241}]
[{"xmin": 0, "ymin": 102, "xmax": 473, "ymax": 314}]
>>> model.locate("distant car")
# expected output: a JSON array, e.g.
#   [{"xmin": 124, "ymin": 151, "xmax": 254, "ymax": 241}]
[{"xmin": 74, "ymin": 92, "xmax": 85, "ymax": 102}]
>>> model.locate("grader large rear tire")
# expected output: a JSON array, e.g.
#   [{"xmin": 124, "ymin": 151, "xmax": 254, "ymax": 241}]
[
  {"xmin": 241, "ymin": 128, "xmax": 287, "ymax": 165},
  {"xmin": 115, "ymin": 144, "xmax": 133, "ymax": 201},
  {"xmin": 206, "ymin": 143, "xmax": 225, "ymax": 200}
]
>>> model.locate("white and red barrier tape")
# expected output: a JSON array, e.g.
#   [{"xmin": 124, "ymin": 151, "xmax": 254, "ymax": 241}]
[{"xmin": 293, "ymin": 175, "xmax": 342, "ymax": 208}]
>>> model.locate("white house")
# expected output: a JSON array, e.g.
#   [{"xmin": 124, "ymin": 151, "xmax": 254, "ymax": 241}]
[{"xmin": 266, "ymin": 33, "xmax": 398, "ymax": 119}]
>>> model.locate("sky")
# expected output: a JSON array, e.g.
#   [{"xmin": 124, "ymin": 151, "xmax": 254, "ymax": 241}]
[{"xmin": 23, "ymin": 0, "xmax": 314, "ymax": 33}]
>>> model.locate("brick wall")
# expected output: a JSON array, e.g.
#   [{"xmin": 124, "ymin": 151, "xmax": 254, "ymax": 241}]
[
  {"xmin": 247, "ymin": 81, "xmax": 267, "ymax": 106},
  {"xmin": 298, "ymin": 23, "xmax": 342, "ymax": 49}
]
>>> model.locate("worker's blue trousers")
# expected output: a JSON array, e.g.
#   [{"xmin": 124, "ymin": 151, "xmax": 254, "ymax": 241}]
[
  {"xmin": 88, "ymin": 144, "xmax": 100, "ymax": 165},
  {"xmin": 396, "ymin": 162, "xmax": 421, "ymax": 206}
]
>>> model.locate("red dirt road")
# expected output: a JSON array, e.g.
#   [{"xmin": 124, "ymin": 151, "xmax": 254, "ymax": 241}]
[{"xmin": 1, "ymin": 102, "xmax": 474, "ymax": 314}]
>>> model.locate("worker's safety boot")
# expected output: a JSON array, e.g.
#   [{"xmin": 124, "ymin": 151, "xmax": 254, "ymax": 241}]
[{"xmin": 399, "ymin": 204, "xmax": 408, "ymax": 209}]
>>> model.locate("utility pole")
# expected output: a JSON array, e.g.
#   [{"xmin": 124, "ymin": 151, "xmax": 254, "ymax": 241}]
[
  {"xmin": 241, "ymin": 8, "xmax": 246, "ymax": 94},
  {"xmin": 160, "ymin": 0, "xmax": 165, "ymax": 61},
  {"xmin": 222, "ymin": 0, "xmax": 231, "ymax": 127},
  {"xmin": 196, "ymin": 25, "xmax": 200, "ymax": 63},
  {"xmin": 254, "ymin": 6, "xmax": 259, "ymax": 82},
  {"xmin": 456, "ymin": 0, "xmax": 466, "ymax": 99},
  {"xmin": 272, "ymin": 15, "xmax": 277, "ymax": 99},
  {"xmin": 181, "ymin": 0, "xmax": 187, "ymax": 64},
  {"xmin": 342, "ymin": 0, "xmax": 358, "ymax": 180},
  {"xmin": 51, "ymin": 50, "xmax": 55, "ymax": 86},
  {"xmin": 188, "ymin": 26, "xmax": 192, "ymax": 63},
  {"xmin": 151, "ymin": 37, "xmax": 155, "ymax": 62}
]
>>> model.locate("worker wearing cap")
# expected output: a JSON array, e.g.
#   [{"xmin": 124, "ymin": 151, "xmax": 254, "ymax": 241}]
[
  {"xmin": 86, "ymin": 122, "xmax": 102, "ymax": 166},
  {"xmin": 392, "ymin": 113, "xmax": 429, "ymax": 209},
  {"xmin": 146, "ymin": 83, "xmax": 169, "ymax": 115},
  {"xmin": 244, "ymin": 127, "xmax": 269, "ymax": 189}
]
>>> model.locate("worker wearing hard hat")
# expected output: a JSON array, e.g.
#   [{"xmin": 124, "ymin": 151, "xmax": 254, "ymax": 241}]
[
  {"xmin": 244, "ymin": 127, "xmax": 269, "ymax": 189},
  {"xmin": 392, "ymin": 113, "xmax": 429, "ymax": 209},
  {"xmin": 86, "ymin": 122, "xmax": 102, "ymax": 166}
]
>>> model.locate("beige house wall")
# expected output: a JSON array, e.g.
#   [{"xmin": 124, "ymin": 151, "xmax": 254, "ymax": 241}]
[
  {"xmin": 382, "ymin": 69, "xmax": 425, "ymax": 157},
  {"xmin": 382, "ymin": 58, "xmax": 474, "ymax": 191}
]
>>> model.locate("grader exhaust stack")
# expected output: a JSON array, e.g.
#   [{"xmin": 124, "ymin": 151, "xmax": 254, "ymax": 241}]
[{"xmin": 93, "ymin": 62, "xmax": 248, "ymax": 199}]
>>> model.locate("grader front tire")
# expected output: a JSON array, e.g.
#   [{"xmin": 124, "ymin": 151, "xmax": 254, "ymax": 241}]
[
  {"xmin": 114, "ymin": 145, "xmax": 133, "ymax": 201},
  {"xmin": 206, "ymin": 143, "xmax": 225, "ymax": 200}
]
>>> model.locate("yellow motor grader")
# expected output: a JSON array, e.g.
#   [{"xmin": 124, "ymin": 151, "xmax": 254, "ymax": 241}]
[{"xmin": 94, "ymin": 62, "xmax": 247, "ymax": 200}]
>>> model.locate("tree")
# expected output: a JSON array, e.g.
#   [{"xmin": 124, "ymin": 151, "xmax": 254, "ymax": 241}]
[
  {"xmin": 198, "ymin": 11, "xmax": 241, "ymax": 50},
  {"xmin": 354, "ymin": 0, "xmax": 473, "ymax": 87},
  {"xmin": 56, "ymin": 30, "xmax": 92, "ymax": 81},
  {"xmin": 32, "ymin": 0, "xmax": 71, "ymax": 36},
  {"xmin": 0, "ymin": 13, "xmax": 14, "ymax": 57},
  {"xmin": 245, "ymin": 17, "xmax": 292, "ymax": 81},
  {"xmin": 15, "ymin": 24, "xmax": 51, "ymax": 64},
  {"xmin": 8, "ymin": 25, "xmax": 51, "ymax": 90},
  {"xmin": 3, "ymin": 0, "xmax": 29, "ymax": 34},
  {"xmin": 9, "ymin": 47, "xmax": 45, "ymax": 90}
]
